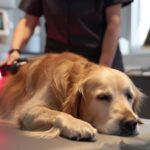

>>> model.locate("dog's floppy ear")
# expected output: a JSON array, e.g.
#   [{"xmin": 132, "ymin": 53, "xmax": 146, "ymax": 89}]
[
  {"xmin": 61, "ymin": 62, "xmax": 90, "ymax": 117},
  {"xmin": 50, "ymin": 60, "xmax": 94, "ymax": 117},
  {"xmin": 62, "ymin": 84, "xmax": 83, "ymax": 117},
  {"xmin": 49, "ymin": 60, "xmax": 85, "ymax": 117},
  {"xmin": 62, "ymin": 62, "xmax": 94, "ymax": 117},
  {"xmin": 132, "ymin": 86, "xmax": 144, "ymax": 113},
  {"xmin": 132, "ymin": 86, "xmax": 146, "ymax": 124}
]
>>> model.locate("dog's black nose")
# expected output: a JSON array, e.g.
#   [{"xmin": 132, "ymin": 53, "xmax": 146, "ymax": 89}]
[{"xmin": 120, "ymin": 119, "xmax": 137, "ymax": 135}]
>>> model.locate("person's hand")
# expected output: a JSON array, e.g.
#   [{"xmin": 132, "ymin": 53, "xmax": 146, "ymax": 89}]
[{"xmin": 0, "ymin": 51, "xmax": 20, "ymax": 66}]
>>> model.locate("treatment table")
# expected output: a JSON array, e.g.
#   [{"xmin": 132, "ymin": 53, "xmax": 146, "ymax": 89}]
[{"xmin": 0, "ymin": 119, "xmax": 150, "ymax": 150}]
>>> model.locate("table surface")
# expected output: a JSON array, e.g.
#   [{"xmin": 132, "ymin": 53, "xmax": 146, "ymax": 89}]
[{"xmin": 0, "ymin": 119, "xmax": 150, "ymax": 150}]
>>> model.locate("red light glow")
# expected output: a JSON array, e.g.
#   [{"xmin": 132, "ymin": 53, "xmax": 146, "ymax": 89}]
[
  {"xmin": 0, "ymin": 71, "xmax": 6, "ymax": 89},
  {"xmin": 0, "ymin": 71, "xmax": 2, "ymax": 79}
]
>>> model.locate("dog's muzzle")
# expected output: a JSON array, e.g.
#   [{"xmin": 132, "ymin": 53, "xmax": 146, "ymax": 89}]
[{"xmin": 120, "ymin": 118, "xmax": 138, "ymax": 136}]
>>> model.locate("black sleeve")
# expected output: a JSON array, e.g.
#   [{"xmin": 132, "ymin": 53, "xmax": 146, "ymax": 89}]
[
  {"xmin": 105, "ymin": 0, "xmax": 134, "ymax": 7},
  {"xmin": 19, "ymin": 0, "xmax": 43, "ymax": 17}
]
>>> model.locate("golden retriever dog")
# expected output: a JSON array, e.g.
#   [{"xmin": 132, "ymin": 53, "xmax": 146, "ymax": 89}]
[{"xmin": 0, "ymin": 52, "xmax": 142, "ymax": 140}]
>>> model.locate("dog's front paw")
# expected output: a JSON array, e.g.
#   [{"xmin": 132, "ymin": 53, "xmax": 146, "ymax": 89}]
[{"xmin": 54, "ymin": 113, "xmax": 97, "ymax": 141}]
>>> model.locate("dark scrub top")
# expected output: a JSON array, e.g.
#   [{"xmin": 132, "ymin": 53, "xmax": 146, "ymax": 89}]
[{"xmin": 19, "ymin": 0, "xmax": 133, "ymax": 71}]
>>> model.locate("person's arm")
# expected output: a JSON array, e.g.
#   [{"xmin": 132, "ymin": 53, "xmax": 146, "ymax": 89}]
[
  {"xmin": 0, "ymin": 14, "xmax": 39, "ymax": 65},
  {"xmin": 99, "ymin": 4, "xmax": 121, "ymax": 67},
  {"xmin": 11, "ymin": 14, "xmax": 39, "ymax": 51}
]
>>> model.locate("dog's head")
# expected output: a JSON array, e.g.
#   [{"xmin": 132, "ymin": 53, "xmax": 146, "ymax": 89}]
[
  {"xmin": 53, "ymin": 58, "xmax": 142, "ymax": 135},
  {"xmin": 78, "ymin": 66, "xmax": 143, "ymax": 136}
]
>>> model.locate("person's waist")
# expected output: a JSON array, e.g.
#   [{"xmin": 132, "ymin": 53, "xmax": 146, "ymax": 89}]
[{"xmin": 45, "ymin": 38, "xmax": 99, "ymax": 53}]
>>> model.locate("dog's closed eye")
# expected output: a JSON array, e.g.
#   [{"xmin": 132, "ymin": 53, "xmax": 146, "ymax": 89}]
[
  {"xmin": 124, "ymin": 89, "xmax": 133, "ymax": 101},
  {"xmin": 96, "ymin": 93, "xmax": 112, "ymax": 102}
]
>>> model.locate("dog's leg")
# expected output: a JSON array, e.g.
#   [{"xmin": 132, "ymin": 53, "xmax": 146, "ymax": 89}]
[
  {"xmin": 19, "ymin": 106, "xmax": 97, "ymax": 140},
  {"xmin": 54, "ymin": 112, "xmax": 97, "ymax": 141},
  {"xmin": 19, "ymin": 106, "xmax": 59, "ymax": 130},
  {"xmin": 18, "ymin": 106, "xmax": 61, "ymax": 138}
]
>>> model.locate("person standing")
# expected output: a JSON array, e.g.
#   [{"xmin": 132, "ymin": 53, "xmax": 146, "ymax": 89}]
[{"xmin": 0, "ymin": 0, "xmax": 133, "ymax": 71}]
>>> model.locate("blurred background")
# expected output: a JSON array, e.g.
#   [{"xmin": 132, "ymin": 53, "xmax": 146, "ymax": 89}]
[{"xmin": 0, "ymin": 0, "xmax": 45, "ymax": 58}]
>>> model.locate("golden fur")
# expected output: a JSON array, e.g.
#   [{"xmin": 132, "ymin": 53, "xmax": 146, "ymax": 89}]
[{"xmin": 0, "ymin": 52, "xmax": 142, "ymax": 140}]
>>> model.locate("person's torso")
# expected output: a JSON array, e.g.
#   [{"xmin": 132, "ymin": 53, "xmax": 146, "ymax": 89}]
[{"xmin": 42, "ymin": 0, "xmax": 106, "ymax": 49}]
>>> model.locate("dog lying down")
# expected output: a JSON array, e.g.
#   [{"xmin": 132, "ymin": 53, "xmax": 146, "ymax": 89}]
[{"xmin": 0, "ymin": 52, "xmax": 143, "ymax": 141}]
